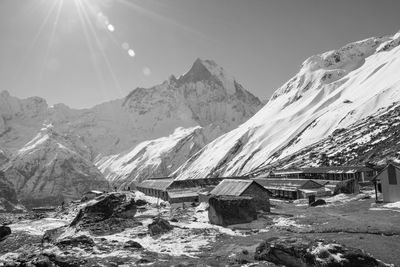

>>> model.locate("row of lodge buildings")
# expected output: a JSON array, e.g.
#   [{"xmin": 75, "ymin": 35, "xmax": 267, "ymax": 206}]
[
  {"xmin": 136, "ymin": 164, "xmax": 400, "ymax": 204},
  {"xmin": 266, "ymin": 166, "xmax": 376, "ymax": 182}
]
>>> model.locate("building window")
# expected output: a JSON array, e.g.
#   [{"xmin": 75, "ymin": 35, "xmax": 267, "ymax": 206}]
[{"xmin": 388, "ymin": 165, "xmax": 397, "ymax": 185}]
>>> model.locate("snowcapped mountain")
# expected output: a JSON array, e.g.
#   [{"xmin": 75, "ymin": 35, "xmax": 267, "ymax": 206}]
[
  {"xmin": 2, "ymin": 124, "xmax": 109, "ymax": 208},
  {"xmin": 0, "ymin": 90, "xmax": 49, "ymax": 153},
  {"xmin": 0, "ymin": 58, "xmax": 262, "ymax": 158},
  {"xmin": 94, "ymin": 58, "xmax": 262, "ymax": 186},
  {"xmin": 96, "ymin": 126, "xmax": 211, "ymax": 187},
  {"xmin": 0, "ymin": 58, "xmax": 262, "ymax": 201},
  {"xmin": 174, "ymin": 30, "xmax": 400, "ymax": 179}
]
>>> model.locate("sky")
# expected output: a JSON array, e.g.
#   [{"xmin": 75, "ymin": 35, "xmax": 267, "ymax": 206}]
[{"xmin": 0, "ymin": 0, "xmax": 399, "ymax": 109}]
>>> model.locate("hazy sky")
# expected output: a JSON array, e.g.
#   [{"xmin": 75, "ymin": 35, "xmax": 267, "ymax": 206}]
[{"xmin": 0, "ymin": 0, "xmax": 399, "ymax": 108}]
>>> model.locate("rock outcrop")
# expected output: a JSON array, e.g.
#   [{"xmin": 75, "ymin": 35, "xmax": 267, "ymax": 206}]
[
  {"xmin": 208, "ymin": 195, "xmax": 257, "ymax": 226},
  {"xmin": 70, "ymin": 192, "xmax": 141, "ymax": 235},
  {"xmin": 254, "ymin": 237, "xmax": 391, "ymax": 267}
]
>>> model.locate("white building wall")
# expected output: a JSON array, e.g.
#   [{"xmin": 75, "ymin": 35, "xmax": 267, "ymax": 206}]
[{"xmin": 381, "ymin": 166, "xmax": 400, "ymax": 203}]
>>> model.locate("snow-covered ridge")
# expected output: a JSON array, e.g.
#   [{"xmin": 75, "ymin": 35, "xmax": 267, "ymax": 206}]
[
  {"xmin": 0, "ymin": 58, "xmax": 262, "ymax": 197},
  {"xmin": 2, "ymin": 124, "xmax": 109, "ymax": 208},
  {"xmin": 0, "ymin": 58, "xmax": 262, "ymax": 157},
  {"xmin": 174, "ymin": 30, "xmax": 400, "ymax": 180},
  {"xmin": 95, "ymin": 126, "xmax": 210, "ymax": 187}
]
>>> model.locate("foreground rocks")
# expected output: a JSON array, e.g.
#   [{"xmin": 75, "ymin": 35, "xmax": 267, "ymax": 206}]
[
  {"xmin": 0, "ymin": 225, "xmax": 11, "ymax": 240},
  {"xmin": 208, "ymin": 195, "xmax": 257, "ymax": 226},
  {"xmin": 148, "ymin": 217, "xmax": 173, "ymax": 236},
  {"xmin": 255, "ymin": 237, "xmax": 391, "ymax": 267}
]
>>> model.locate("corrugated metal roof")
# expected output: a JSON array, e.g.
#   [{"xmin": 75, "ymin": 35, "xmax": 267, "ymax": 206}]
[
  {"xmin": 301, "ymin": 166, "xmax": 372, "ymax": 173},
  {"xmin": 267, "ymin": 166, "xmax": 372, "ymax": 176},
  {"xmin": 137, "ymin": 179, "xmax": 173, "ymax": 191},
  {"xmin": 254, "ymin": 178, "xmax": 306, "ymax": 189},
  {"xmin": 254, "ymin": 178, "xmax": 342, "ymax": 190},
  {"xmin": 210, "ymin": 179, "xmax": 255, "ymax": 196},
  {"xmin": 168, "ymin": 190, "xmax": 198, "ymax": 199}
]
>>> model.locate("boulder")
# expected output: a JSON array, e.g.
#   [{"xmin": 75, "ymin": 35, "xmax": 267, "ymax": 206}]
[
  {"xmin": 208, "ymin": 195, "xmax": 257, "ymax": 226},
  {"xmin": 148, "ymin": 217, "xmax": 173, "ymax": 236},
  {"xmin": 124, "ymin": 240, "xmax": 143, "ymax": 249},
  {"xmin": 69, "ymin": 192, "xmax": 141, "ymax": 235},
  {"xmin": 255, "ymin": 237, "xmax": 391, "ymax": 267},
  {"xmin": 71, "ymin": 192, "xmax": 136, "ymax": 226},
  {"xmin": 56, "ymin": 235, "xmax": 95, "ymax": 248},
  {"xmin": 310, "ymin": 199, "xmax": 326, "ymax": 207},
  {"xmin": 0, "ymin": 225, "xmax": 11, "ymax": 240}
]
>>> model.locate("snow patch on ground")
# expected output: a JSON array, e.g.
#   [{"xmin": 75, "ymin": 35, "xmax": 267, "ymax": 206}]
[
  {"xmin": 9, "ymin": 218, "xmax": 69, "ymax": 235},
  {"xmin": 272, "ymin": 217, "xmax": 305, "ymax": 228},
  {"xmin": 370, "ymin": 201, "xmax": 400, "ymax": 213}
]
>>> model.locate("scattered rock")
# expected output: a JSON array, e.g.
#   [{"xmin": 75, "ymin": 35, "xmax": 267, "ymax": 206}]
[
  {"xmin": 255, "ymin": 237, "xmax": 391, "ymax": 267},
  {"xmin": 56, "ymin": 235, "xmax": 95, "ymax": 248},
  {"xmin": 148, "ymin": 217, "xmax": 174, "ymax": 236},
  {"xmin": 170, "ymin": 217, "xmax": 178, "ymax": 222},
  {"xmin": 208, "ymin": 195, "xmax": 257, "ymax": 226},
  {"xmin": 2, "ymin": 252, "xmax": 86, "ymax": 267},
  {"xmin": 310, "ymin": 199, "xmax": 326, "ymax": 207},
  {"xmin": 135, "ymin": 199, "xmax": 147, "ymax": 206},
  {"xmin": 124, "ymin": 240, "xmax": 143, "ymax": 249},
  {"xmin": 0, "ymin": 225, "xmax": 11, "ymax": 240},
  {"xmin": 136, "ymin": 258, "xmax": 152, "ymax": 265}
]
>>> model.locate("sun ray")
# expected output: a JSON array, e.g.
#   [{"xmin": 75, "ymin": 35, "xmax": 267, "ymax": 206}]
[
  {"xmin": 116, "ymin": 0, "xmax": 208, "ymax": 39},
  {"xmin": 74, "ymin": 0, "xmax": 108, "ymax": 94},
  {"xmin": 11, "ymin": 0, "xmax": 59, "ymax": 82},
  {"xmin": 78, "ymin": 0, "xmax": 125, "ymax": 97},
  {"xmin": 39, "ymin": 0, "xmax": 64, "ymax": 81}
]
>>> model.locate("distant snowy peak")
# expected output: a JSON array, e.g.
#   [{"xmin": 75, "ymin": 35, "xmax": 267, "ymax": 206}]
[
  {"xmin": 123, "ymin": 58, "xmax": 262, "ymax": 133},
  {"xmin": 3, "ymin": 125, "xmax": 108, "ymax": 207},
  {"xmin": 271, "ymin": 36, "xmax": 390, "ymax": 102},
  {"xmin": 16, "ymin": 123, "xmax": 92, "ymax": 160},
  {"xmin": 177, "ymin": 58, "xmax": 236, "ymax": 94}
]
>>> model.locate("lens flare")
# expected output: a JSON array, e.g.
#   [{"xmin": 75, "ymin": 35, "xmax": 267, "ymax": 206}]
[
  {"xmin": 128, "ymin": 49, "xmax": 135, "ymax": 57},
  {"xmin": 143, "ymin": 67, "xmax": 151, "ymax": 76},
  {"xmin": 107, "ymin": 24, "xmax": 114, "ymax": 32},
  {"xmin": 121, "ymin": 42, "xmax": 129, "ymax": 50}
]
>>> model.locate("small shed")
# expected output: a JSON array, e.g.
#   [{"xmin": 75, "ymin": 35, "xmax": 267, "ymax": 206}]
[
  {"xmin": 210, "ymin": 179, "xmax": 271, "ymax": 212},
  {"xmin": 373, "ymin": 163, "xmax": 400, "ymax": 202}
]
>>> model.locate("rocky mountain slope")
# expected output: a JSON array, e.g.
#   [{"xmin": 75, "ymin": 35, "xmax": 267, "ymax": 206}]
[
  {"xmin": 1, "ymin": 124, "xmax": 109, "ymax": 208},
  {"xmin": 252, "ymin": 102, "xmax": 400, "ymax": 173},
  {"xmin": 174, "ymin": 30, "xmax": 400, "ymax": 179},
  {"xmin": 96, "ymin": 126, "xmax": 211, "ymax": 187}
]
